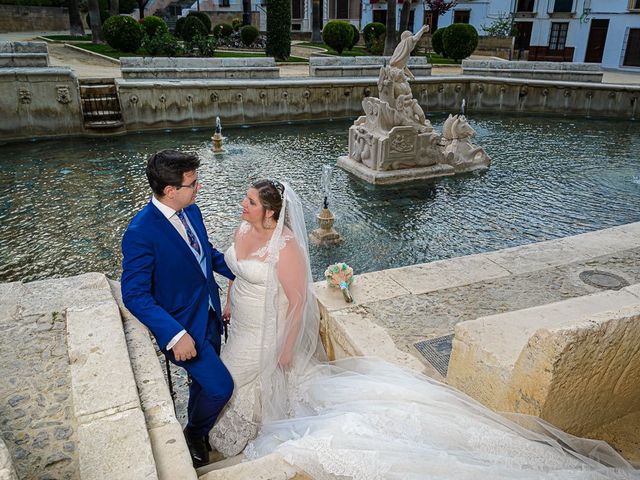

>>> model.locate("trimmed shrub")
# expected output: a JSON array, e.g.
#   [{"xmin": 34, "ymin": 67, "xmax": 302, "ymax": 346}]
[
  {"xmin": 85, "ymin": 10, "xmax": 110, "ymax": 28},
  {"xmin": 181, "ymin": 15, "xmax": 208, "ymax": 42},
  {"xmin": 187, "ymin": 33, "xmax": 217, "ymax": 56},
  {"xmin": 349, "ymin": 24, "xmax": 360, "ymax": 50},
  {"xmin": 442, "ymin": 23, "xmax": 479, "ymax": 61},
  {"xmin": 187, "ymin": 11, "xmax": 211, "ymax": 33},
  {"xmin": 322, "ymin": 20, "xmax": 353, "ymax": 55},
  {"xmin": 103, "ymin": 15, "xmax": 143, "ymax": 52},
  {"xmin": 231, "ymin": 17, "xmax": 242, "ymax": 31},
  {"xmin": 142, "ymin": 31, "xmax": 179, "ymax": 55},
  {"xmin": 240, "ymin": 25, "xmax": 260, "ymax": 46},
  {"xmin": 431, "ymin": 27, "xmax": 444, "ymax": 55},
  {"xmin": 141, "ymin": 15, "xmax": 168, "ymax": 38},
  {"xmin": 362, "ymin": 22, "xmax": 385, "ymax": 52},
  {"xmin": 213, "ymin": 22, "xmax": 233, "ymax": 38},
  {"xmin": 174, "ymin": 16, "xmax": 187, "ymax": 38},
  {"xmin": 265, "ymin": 0, "xmax": 291, "ymax": 61},
  {"xmin": 369, "ymin": 37, "xmax": 384, "ymax": 55}
]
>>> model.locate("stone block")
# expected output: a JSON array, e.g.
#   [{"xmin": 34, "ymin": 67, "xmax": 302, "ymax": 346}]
[
  {"xmin": 199, "ymin": 453, "xmax": 306, "ymax": 480},
  {"xmin": 0, "ymin": 437, "xmax": 18, "ymax": 480},
  {"xmin": 310, "ymin": 56, "xmax": 431, "ymax": 77},
  {"xmin": 386, "ymin": 252, "xmax": 510, "ymax": 295},
  {"xmin": 312, "ymin": 269, "xmax": 409, "ymax": 315},
  {"xmin": 77, "ymin": 408, "xmax": 157, "ymax": 479},
  {"xmin": 67, "ymin": 300, "xmax": 140, "ymax": 419},
  {"xmin": 120, "ymin": 56, "xmax": 279, "ymax": 79},
  {"xmin": 148, "ymin": 423, "xmax": 197, "ymax": 480},
  {"xmin": 461, "ymin": 60, "xmax": 603, "ymax": 82},
  {"xmin": 447, "ymin": 286, "xmax": 640, "ymax": 446}
]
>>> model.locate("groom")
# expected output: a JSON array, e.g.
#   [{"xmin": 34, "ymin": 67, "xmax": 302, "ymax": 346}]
[{"xmin": 121, "ymin": 149, "xmax": 234, "ymax": 468}]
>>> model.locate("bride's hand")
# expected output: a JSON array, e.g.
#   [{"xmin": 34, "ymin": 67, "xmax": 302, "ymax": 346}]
[
  {"xmin": 222, "ymin": 301, "xmax": 231, "ymax": 323},
  {"xmin": 278, "ymin": 349, "xmax": 293, "ymax": 369}
]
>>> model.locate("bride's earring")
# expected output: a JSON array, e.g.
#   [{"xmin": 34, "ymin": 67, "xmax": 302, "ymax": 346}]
[{"xmin": 264, "ymin": 217, "xmax": 275, "ymax": 229}]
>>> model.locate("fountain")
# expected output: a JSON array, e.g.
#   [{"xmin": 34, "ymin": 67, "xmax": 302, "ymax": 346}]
[
  {"xmin": 211, "ymin": 116, "xmax": 225, "ymax": 153},
  {"xmin": 338, "ymin": 27, "xmax": 491, "ymax": 185},
  {"xmin": 309, "ymin": 165, "xmax": 342, "ymax": 246}
]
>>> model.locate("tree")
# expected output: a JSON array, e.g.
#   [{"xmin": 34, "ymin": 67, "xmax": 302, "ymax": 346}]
[
  {"xmin": 311, "ymin": 0, "xmax": 323, "ymax": 42},
  {"xmin": 266, "ymin": 0, "xmax": 291, "ymax": 60},
  {"xmin": 88, "ymin": 0, "xmax": 105, "ymax": 43},
  {"xmin": 398, "ymin": 0, "xmax": 411, "ymax": 35},
  {"xmin": 67, "ymin": 0, "xmax": 85, "ymax": 37},
  {"xmin": 109, "ymin": 0, "xmax": 119, "ymax": 15},
  {"xmin": 383, "ymin": 0, "xmax": 397, "ymax": 55},
  {"xmin": 424, "ymin": 0, "xmax": 457, "ymax": 31},
  {"xmin": 136, "ymin": 0, "xmax": 151, "ymax": 18}
]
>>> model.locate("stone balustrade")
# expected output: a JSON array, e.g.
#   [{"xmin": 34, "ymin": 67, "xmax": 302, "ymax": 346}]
[
  {"xmin": 309, "ymin": 56, "xmax": 431, "ymax": 77},
  {"xmin": 0, "ymin": 41, "xmax": 49, "ymax": 68},
  {"xmin": 462, "ymin": 59, "xmax": 604, "ymax": 82},
  {"xmin": 120, "ymin": 57, "xmax": 280, "ymax": 80}
]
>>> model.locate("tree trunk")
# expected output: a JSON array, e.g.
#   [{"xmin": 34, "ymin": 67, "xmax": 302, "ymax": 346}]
[
  {"xmin": 311, "ymin": 0, "xmax": 322, "ymax": 42},
  {"xmin": 398, "ymin": 0, "xmax": 411, "ymax": 34},
  {"xmin": 67, "ymin": 0, "xmax": 85, "ymax": 37},
  {"xmin": 384, "ymin": 0, "xmax": 397, "ymax": 55},
  {"xmin": 137, "ymin": 0, "xmax": 145, "ymax": 18},
  {"xmin": 109, "ymin": 0, "xmax": 119, "ymax": 16},
  {"xmin": 243, "ymin": 0, "xmax": 251, "ymax": 25},
  {"xmin": 88, "ymin": 0, "xmax": 104, "ymax": 43}
]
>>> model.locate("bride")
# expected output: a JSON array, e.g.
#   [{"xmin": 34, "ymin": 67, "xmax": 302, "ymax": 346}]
[{"xmin": 209, "ymin": 179, "xmax": 638, "ymax": 479}]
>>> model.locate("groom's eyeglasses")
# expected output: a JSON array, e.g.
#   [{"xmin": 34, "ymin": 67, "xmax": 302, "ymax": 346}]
[{"xmin": 176, "ymin": 179, "xmax": 200, "ymax": 190}]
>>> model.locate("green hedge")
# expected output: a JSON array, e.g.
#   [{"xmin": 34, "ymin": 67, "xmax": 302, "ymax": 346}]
[
  {"xmin": 322, "ymin": 20, "xmax": 353, "ymax": 55},
  {"xmin": 102, "ymin": 15, "xmax": 143, "ymax": 52},
  {"xmin": 240, "ymin": 25, "xmax": 259, "ymax": 46},
  {"xmin": 349, "ymin": 24, "xmax": 359, "ymax": 50},
  {"xmin": 213, "ymin": 22, "xmax": 233, "ymax": 38},
  {"xmin": 181, "ymin": 15, "xmax": 208, "ymax": 42},
  {"xmin": 186, "ymin": 11, "xmax": 211, "ymax": 33},
  {"xmin": 431, "ymin": 28, "xmax": 444, "ymax": 55},
  {"xmin": 442, "ymin": 23, "xmax": 478, "ymax": 61},
  {"xmin": 141, "ymin": 15, "xmax": 168, "ymax": 38},
  {"xmin": 362, "ymin": 22, "xmax": 385, "ymax": 53}
]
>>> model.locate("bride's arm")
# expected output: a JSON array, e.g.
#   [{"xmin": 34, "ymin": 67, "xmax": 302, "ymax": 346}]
[{"xmin": 276, "ymin": 238, "xmax": 307, "ymax": 368}]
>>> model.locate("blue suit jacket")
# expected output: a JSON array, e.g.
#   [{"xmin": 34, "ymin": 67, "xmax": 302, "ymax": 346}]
[{"xmin": 121, "ymin": 201, "xmax": 235, "ymax": 351}]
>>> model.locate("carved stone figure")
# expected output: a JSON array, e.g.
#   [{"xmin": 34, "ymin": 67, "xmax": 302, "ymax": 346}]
[
  {"xmin": 56, "ymin": 86, "xmax": 71, "ymax": 104},
  {"xmin": 18, "ymin": 88, "xmax": 31, "ymax": 104},
  {"xmin": 338, "ymin": 28, "xmax": 491, "ymax": 184},
  {"xmin": 442, "ymin": 114, "xmax": 491, "ymax": 170}
]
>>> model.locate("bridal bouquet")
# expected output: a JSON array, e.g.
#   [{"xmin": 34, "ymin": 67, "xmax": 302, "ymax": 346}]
[{"xmin": 325, "ymin": 263, "xmax": 354, "ymax": 303}]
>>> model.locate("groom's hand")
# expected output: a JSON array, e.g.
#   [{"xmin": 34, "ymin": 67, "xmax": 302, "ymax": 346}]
[{"xmin": 173, "ymin": 333, "xmax": 197, "ymax": 362}]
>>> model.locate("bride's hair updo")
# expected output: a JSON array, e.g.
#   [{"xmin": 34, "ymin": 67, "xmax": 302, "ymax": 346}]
[{"xmin": 252, "ymin": 179, "xmax": 285, "ymax": 221}]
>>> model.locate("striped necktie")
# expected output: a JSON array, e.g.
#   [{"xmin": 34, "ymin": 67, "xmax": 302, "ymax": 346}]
[{"xmin": 176, "ymin": 210, "xmax": 201, "ymax": 255}]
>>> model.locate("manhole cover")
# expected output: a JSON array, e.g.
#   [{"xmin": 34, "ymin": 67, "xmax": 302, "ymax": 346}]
[
  {"xmin": 579, "ymin": 270, "xmax": 630, "ymax": 290},
  {"xmin": 414, "ymin": 334, "xmax": 454, "ymax": 377}
]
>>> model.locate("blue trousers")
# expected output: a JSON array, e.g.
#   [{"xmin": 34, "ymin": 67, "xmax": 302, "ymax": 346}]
[{"xmin": 170, "ymin": 316, "xmax": 234, "ymax": 438}]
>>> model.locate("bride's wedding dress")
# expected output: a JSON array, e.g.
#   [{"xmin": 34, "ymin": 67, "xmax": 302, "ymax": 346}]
[{"xmin": 209, "ymin": 187, "xmax": 637, "ymax": 479}]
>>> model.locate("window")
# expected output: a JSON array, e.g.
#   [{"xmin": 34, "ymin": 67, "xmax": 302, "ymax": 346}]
[
  {"xmin": 623, "ymin": 29, "xmax": 640, "ymax": 66},
  {"xmin": 292, "ymin": 0, "xmax": 302, "ymax": 19},
  {"xmin": 553, "ymin": 0, "xmax": 573, "ymax": 13},
  {"xmin": 219, "ymin": 0, "xmax": 230, "ymax": 6},
  {"xmin": 453, "ymin": 10, "xmax": 470, "ymax": 23},
  {"xmin": 516, "ymin": 0, "xmax": 535, "ymax": 12},
  {"xmin": 373, "ymin": 9, "xmax": 386, "ymax": 25},
  {"xmin": 629, "ymin": 0, "xmax": 640, "ymax": 10},
  {"xmin": 336, "ymin": 0, "xmax": 349, "ymax": 18},
  {"xmin": 549, "ymin": 22, "xmax": 568, "ymax": 50}
]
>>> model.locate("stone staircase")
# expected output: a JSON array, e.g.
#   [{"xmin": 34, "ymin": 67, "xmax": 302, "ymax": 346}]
[{"xmin": 79, "ymin": 78, "xmax": 125, "ymax": 133}]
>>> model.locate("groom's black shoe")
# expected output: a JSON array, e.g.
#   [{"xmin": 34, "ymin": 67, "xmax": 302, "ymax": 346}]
[{"xmin": 184, "ymin": 427, "xmax": 208, "ymax": 468}]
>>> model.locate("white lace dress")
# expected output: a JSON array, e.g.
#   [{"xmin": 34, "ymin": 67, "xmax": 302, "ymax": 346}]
[{"xmin": 209, "ymin": 243, "xmax": 287, "ymax": 457}]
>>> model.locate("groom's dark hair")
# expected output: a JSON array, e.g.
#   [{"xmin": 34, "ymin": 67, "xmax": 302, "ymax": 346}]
[{"xmin": 146, "ymin": 149, "xmax": 200, "ymax": 197}]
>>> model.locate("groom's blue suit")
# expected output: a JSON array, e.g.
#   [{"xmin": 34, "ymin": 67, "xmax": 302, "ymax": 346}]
[{"xmin": 121, "ymin": 200, "xmax": 235, "ymax": 438}]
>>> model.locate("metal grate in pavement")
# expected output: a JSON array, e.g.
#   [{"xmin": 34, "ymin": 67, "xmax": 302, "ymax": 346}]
[{"xmin": 414, "ymin": 334, "xmax": 454, "ymax": 377}]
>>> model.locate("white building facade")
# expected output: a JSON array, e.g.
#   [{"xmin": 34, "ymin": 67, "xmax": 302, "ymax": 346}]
[{"xmin": 360, "ymin": 0, "xmax": 640, "ymax": 70}]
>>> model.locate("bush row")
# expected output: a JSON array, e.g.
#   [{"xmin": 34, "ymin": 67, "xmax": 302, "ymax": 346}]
[{"xmin": 431, "ymin": 23, "xmax": 478, "ymax": 61}]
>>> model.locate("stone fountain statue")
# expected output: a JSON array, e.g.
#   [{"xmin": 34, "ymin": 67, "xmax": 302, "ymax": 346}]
[{"xmin": 338, "ymin": 26, "xmax": 491, "ymax": 184}]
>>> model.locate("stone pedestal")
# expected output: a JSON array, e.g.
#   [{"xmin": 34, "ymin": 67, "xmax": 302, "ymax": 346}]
[{"xmin": 309, "ymin": 208, "xmax": 342, "ymax": 246}]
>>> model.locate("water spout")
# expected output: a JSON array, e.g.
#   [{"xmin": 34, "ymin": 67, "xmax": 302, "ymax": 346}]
[{"xmin": 460, "ymin": 98, "xmax": 466, "ymax": 115}]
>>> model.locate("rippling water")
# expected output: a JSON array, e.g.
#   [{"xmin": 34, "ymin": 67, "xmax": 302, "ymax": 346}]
[{"xmin": 1, "ymin": 115, "xmax": 639, "ymax": 283}]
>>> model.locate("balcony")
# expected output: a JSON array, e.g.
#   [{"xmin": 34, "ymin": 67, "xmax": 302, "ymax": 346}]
[{"xmin": 548, "ymin": 0, "xmax": 575, "ymax": 17}]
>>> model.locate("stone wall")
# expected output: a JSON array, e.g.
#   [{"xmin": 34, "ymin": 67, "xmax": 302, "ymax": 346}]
[
  {"xmin": 115, "ymin": 76, "xmax": 640, "ymax": 134},
  {"xmin": 0, "ymin": 67, "xmax": 85, "ymax": 141},
  {"xmin": 0, "ymin": 5, "xmax": 69, "ymax": 33}
]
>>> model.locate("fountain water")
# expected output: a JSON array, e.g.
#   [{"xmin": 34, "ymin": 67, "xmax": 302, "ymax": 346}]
[{"xmin": 211, "ymin": 117, "xmax": 225, "ymax": 154}]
